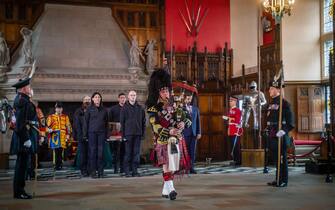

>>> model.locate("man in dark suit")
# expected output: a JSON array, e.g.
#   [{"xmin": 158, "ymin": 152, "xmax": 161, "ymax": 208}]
[
  {"xmin": 10, "ymin": 78, "xmax": 35, "ymax": 199},
  {"xmin": 182, "ymin": 92, "xmax": 201, "ymax": 174}
]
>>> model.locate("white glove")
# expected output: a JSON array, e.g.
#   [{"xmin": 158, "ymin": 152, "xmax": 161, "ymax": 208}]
[
  {"xmin": 39, "ymin": 137, "xmax": 45, "ymax": 145},
  {"xmin": 47, "ymin": 128, "xmax": 53, "ymax": 133},
  {"xmin": 23, "ymin": 140, "xmax": 32, "ymax": 148},
  {"xmin": 222, "ymin": 115, "xmax": 229, "ymax": 120},
  {"xmin": 276, "ymin": 130, "xmax": 286, "ymax": 138}
]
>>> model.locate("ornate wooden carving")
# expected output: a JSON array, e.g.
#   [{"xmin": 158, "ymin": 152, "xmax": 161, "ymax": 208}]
[{"xmin": 166, "ymin": 42, "xmax": 233, "ymax": 92}]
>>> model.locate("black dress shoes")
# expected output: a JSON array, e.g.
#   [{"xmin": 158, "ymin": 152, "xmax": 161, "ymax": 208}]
[
  {"xmin": 162, "ymin": 194, "xmax": 169, "ymax": 199},
  {"xmin": 14, "ymin": 193, "xmax": 32, "ymax": 199},
  {"xmin": 190, "ymin": 169, "xmax": 197, "ymax": 174},
  {"xmin": 169, "ymin": 190, "xmax": 177, "ymax": 200},
  {"xmin": 267, "ymin": 181, "xmax": 277, "ymax": 186},
  {"xmin": 278, "ymin": 182, "xmax": 287, "ymax": 187}
]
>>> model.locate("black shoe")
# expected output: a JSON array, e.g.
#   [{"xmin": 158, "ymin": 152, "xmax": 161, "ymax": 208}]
[
  {"xmin": 162, "ymin": 194, "xmax": 169, "ymax": 199},
  {"xmin": 90, "ymin": 172, "xmax": 98, "ymax": 179},
  {"xmin": 98, "ymin": 172, "xmax": 104, "ymax": 178},
  {"xmin": 14, "ymin": 193, "xmax": 32, "ymax": 199},
  {"xmin": 190, "ymin": 169, "xmax": 197, "ymax": 174},
  {"xmin": 277, "ymin": 182, "xmax": 287, "ymax": 187},
  {"xmin": 267, "ymin": 181, "xmax": 277, "ymax": 186},
  {"xmin": 132, "ymin": 172, "xmax": 140, "ymax": 177},
  {"xmin": 125, "ymin": 173, "xmax": 132, "ymax": 178},
  {"xmin": 82, "ymin": 172, "xmax": 89, "ymax": 177},
  {"xmin": 169, "ymin": 190, "xmax": 177, "ymax": 200}
]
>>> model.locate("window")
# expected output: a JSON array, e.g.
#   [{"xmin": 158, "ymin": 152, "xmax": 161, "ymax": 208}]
[
  {"xmin": 324, "ymin": 40, "xmax": 333, "ymax": 78},
  {"xmin": 325, "ymin": 86, "xmax": 331, "ymax": 124},
  {"xmin": 324, "ymin": 0, "xmax": 333, "ymax": 33},
  {"xmin": 322, "ymin": 0, "xmax": 334, "ymax": 79}
]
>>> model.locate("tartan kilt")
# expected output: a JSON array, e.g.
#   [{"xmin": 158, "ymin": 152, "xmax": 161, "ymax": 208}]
[{"xmin": 151, "ymin": 137, "xmax": 191, "ymax": 173}]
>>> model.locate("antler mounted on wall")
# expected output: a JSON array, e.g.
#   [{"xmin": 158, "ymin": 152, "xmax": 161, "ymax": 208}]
[{"xmin": 179, "ymin": 0, "xmax": 209, "ymax": 37}]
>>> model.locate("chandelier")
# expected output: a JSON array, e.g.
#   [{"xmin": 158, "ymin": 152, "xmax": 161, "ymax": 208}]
[{"xmin": 262, "ymin": 0, "xmax": 295, "ymax": 23}]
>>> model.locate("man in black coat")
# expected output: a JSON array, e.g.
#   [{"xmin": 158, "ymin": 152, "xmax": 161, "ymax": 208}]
[
  {"xmin": 73, "ymin": 95, "xmax": 91, "ymax": 177},
  {"xmin": 108, "ymin": 93, "xmax": 126, "ymax": 174},
  {"xmin": 10, "ymin": 78, "xmax": 35, "ymax": 199},
  {"xmin": 120, "ymin": 90, "xmax": 146, "ymax": 177},
  {"xmin": 265, "ymin": 80, "xmax": 294, "ymax": 187}
]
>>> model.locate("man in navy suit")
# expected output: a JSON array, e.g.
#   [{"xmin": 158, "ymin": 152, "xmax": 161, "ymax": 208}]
[{"xmin": 182, "ymin": 93, "xmax": 201, "ymax": 174}]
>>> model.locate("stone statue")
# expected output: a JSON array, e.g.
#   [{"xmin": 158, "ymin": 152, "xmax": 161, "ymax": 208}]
[
  {"xmin": 20, "ymin": 27, "xmax": 34, "ymax": 65},
  {"xmin": 144, "ymin": 39, "xmax": 156, "ymax": 72},
  {"xmin": 241, "ymin": 81, "xmax": 267, "ymax": 130},
  {"xmin": 0, "ymin": 32, "xmax": 10, "ymax": 68},
  {"xmin": 129, "ymin": 35, "xmax": 141, "ymax": 67}
]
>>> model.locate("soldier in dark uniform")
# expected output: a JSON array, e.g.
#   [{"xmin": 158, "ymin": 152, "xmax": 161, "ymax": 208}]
[
  {"xmin": 9, "ymin": 78, "xmax": 35, "ymax": 199},
  {"xmin": 265, "ymin": 80, "xmax": 294, "ymax": 187}
]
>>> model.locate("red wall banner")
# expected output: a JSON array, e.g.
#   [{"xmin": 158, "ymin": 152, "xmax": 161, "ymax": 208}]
[{"xmin": 165, "ymin": 0, "xmax": 230, "ymax": 52}]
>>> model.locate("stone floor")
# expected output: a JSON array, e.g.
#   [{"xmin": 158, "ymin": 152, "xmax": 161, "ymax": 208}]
[{"xmin": 0, "ymin": 166, "xmax": 334, "ymax": 210}]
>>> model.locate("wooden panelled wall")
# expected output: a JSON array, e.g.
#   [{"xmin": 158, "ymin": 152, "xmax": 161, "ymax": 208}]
[
  {"xmin": 166, "ymin": 42, "xmax": 233, "ymax": 161},
  {"xmin": 166, "ymin": 42, "xmax": 233, "ymax": 89},
  {"xmin": 0, "ymin": 0, "xmax": 44, "ymax": 55}
]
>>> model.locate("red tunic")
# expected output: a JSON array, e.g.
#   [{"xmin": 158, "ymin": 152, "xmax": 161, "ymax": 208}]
[{"xmin": 228, "ymin": 107, "xmax": 242, "ymax": 136}]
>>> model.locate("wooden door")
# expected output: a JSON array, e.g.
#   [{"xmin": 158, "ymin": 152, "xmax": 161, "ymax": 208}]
[{"xmin": 197, "ymin": 93, "xmax": 228, "ymax": 161}]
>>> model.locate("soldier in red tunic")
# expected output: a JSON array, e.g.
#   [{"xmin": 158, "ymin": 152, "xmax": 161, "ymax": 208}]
[{"xmin": 223, "ymin": 96, "xmax": 242, "ymax": 166}]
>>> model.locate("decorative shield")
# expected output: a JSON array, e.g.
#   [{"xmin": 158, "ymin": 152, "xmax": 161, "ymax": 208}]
[{"xmin": 49, "ymin": 130, "xmax": 61, "ymax": 149}]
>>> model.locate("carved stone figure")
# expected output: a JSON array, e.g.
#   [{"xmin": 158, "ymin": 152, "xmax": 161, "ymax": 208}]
[
  {"xmin": 0, "ymin": 32, "xmax": 10, "ymax": 68},
  {"xmin": 241, "ymin": 81, "xmax": 267, "ymax": 130},
  {"xmin": 129, "ymin": 35, "xmax": 141, "ymax": 68},
  {"xmin": 20, "ymin": 27, "xmax": 34, "ymax": 65},
  {"xmin": 144, "ymin": 39, "xmax": 156, "ymax": 72}
]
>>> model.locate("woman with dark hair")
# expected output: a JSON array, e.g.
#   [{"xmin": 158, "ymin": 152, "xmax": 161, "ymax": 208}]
[{"xmin": 84, "ymin": 92, "xmax": 109, "ymax": 178}]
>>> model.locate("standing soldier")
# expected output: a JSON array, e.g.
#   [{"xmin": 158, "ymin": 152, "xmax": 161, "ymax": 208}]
[
  {"xmin": 10, "ymin": 77, "xmax": 34, "ymax": 199},
  {"xmin": 265, "ymin": 79, "xmax": 294, "ymax": 187},
  {"xmin": 222, "ymin": 96, "xmax": 242, "ymax": 166},
  {"xmin": 47, "ymin": 102, "xmax": 72, "ymax": 170}
]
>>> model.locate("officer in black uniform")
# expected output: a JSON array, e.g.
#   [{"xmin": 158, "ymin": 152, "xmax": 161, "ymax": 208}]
[
  {"xmin": 10, "ymin": 77, "xmax": 35, "ymax": 199},
  {"xmin": 265, "ymin": 79, "xmax": 294, "ymax": 187}
]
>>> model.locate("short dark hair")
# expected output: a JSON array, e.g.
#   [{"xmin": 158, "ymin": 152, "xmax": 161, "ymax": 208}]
[{"xmin": 118, "ymin": 93, "xmax": 126, "ymax": 97}]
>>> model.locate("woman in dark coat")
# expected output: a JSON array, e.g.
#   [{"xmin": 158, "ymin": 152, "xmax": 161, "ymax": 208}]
[{"xmin": 84, "ymin": 92, "xmax": 109, "ymax": 178}]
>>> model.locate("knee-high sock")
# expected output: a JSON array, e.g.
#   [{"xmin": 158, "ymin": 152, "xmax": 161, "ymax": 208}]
[{"xmin": 163, "ymin": 172, "xmax": 175, "ymax": 192}]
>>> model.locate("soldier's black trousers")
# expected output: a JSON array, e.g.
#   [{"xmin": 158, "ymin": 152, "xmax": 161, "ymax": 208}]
[
  {"xmin": 229, "ymin": 136, "xmax": 241, "ymax": 165},
  {"xmin": 13, "ymin": 152, "xmax": 28, "ymax": 196},
  {"xmin": 270, "ymin": 136, "xmax": 288, "ymax": 184}
]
